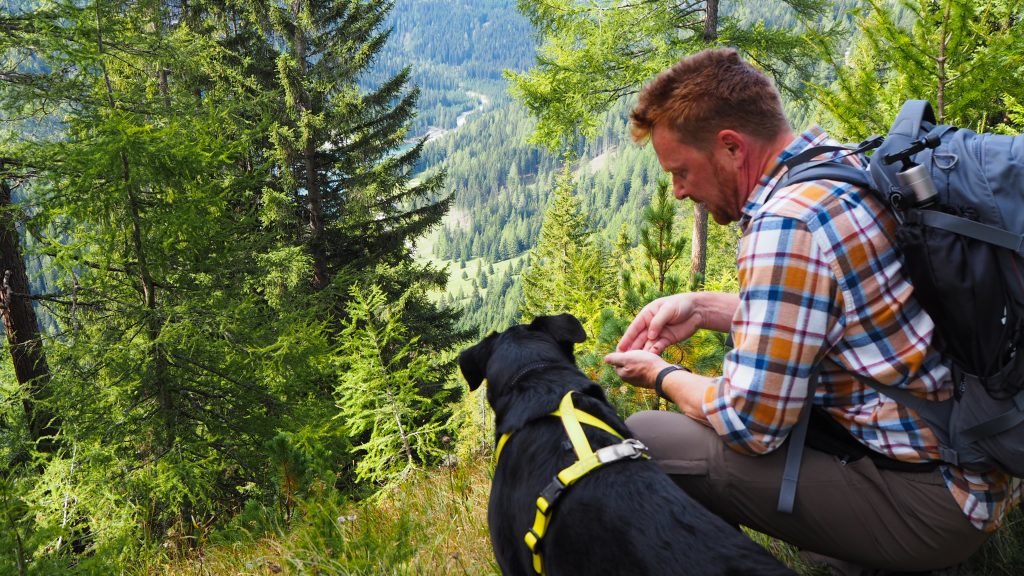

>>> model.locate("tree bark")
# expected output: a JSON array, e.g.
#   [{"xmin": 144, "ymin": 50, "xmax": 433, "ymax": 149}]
[
  {"xmin": 689, "ymin": 0, "xmax": 719, "ymax": 289},
  {"xmin": 703, "ymin": 0, "xmax": 719, "ymax": 43},
  {"xmin": 291, "ymin": 0, "xmax": 328, "ymax": 291},
  {"xmin": 0, "ymin": 175, "xmax": 58, "ymax": 453},
  {"xmin": 689, "ymin": 205, "xmax": 708, "ymax": 289}
]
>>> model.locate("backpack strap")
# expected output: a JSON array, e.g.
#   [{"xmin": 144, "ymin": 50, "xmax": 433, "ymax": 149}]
[
  {"xmin": 777, "ymin": 365, "xmax": 823, "ymax": 514},
  {"xmin": 960, "ymin": 389, "xmax": 1024, "ymax": 445},
  {"xmin": 906, "ymin": 210, "xmax": 1024, "ymax": 254},
  {"xmin": 851, "ymin": 377, "xmax": 959, "ymax": 464},
  {"xmin": 777, "ymin": 367, "xmax": 949, "ymax": 513},
  {"xmin": 774, "ymin": 136, "xmax": 883, "ymax": 195},
  {"xmin": 778, "ymin": 162, "xmax": 874, "ymax": 191}
]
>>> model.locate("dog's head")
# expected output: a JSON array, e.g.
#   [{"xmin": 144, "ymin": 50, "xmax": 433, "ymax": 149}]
[
  {"xmin": 458, "ymin": 313, "xmax": 587, "ymax": 392},
  {"xmin": 458, "ymin": 314, "xmax": 591, "ymax": 432}
]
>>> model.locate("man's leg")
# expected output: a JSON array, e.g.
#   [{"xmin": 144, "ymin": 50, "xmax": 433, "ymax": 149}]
[{"xmin": 626, "ymin": 410, "xmax": 989, "ymax": 573}]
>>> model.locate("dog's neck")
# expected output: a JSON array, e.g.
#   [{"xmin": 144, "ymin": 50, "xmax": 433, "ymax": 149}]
[
  {"xmin": 491, "ymin": 362, "xmax": 611, "ymax": 437},
  {"xmin": 505, "ymin": 361, "xmax": 561, "ymax": 391}
]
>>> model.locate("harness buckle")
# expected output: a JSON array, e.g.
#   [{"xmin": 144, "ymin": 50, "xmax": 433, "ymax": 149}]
[
  {"xmin": 595, "ymin": 438, "xmax": 649, "ymax": 463},
  {"xmin": 525, "ymin": 528, "xmax": 541, "ymax": 551},
  {"xmin": 537, "ymin": 477, "xmax": 566, "ymax": 513}
]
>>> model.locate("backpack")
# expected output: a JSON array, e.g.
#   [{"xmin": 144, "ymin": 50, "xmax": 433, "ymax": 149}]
[{"xmin": 773, "ymin": 100, "xmax": 1024, "ymax": 513}]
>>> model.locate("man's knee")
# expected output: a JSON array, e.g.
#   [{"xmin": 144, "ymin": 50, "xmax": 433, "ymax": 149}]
[{"xmin": 625, "ymin": 410, "xmax": 719, "ymax": 477}]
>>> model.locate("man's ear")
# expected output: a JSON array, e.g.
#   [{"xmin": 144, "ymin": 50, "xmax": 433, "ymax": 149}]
[
  {"xmin": 529, "ymin": 314, "xmax": 587, "ymax": 345},
  {"xmin": 717, "ymin": 129, "xmax": 746, "ymax": 158},
  {"xmin": 458, "ymin": 336, "xmax": 495, "ymax": 391}
]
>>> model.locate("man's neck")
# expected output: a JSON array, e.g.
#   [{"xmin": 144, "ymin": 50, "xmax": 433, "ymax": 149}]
[{"xmin": 744, "ymin": 128, "xmax": 796, "ymax": 195}]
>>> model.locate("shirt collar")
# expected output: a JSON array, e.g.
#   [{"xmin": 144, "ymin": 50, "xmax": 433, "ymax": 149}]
[{"xmin": 739, "ymin": 125, "xmax": 830, "ymax": 228}]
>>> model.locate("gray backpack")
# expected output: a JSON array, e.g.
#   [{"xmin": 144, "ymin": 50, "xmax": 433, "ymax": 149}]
[{"xmin": 775, "ymin": 100, "xmax": 1024, "ymax": 513}]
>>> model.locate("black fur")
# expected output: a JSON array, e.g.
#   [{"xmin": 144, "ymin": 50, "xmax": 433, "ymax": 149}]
[{"xmin": 459, "ymin": 314, "xmax": 796, "ymax": 576}]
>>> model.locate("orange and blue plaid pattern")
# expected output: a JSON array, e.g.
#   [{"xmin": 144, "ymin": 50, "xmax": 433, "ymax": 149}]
[{"xmin": 702, "ymin": 126, "xmax": 1021, "ymax": 533}]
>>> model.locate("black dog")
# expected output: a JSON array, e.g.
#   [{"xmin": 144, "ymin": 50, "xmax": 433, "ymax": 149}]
[{"xmin": 459, "ymin": 314, "xmax": 796, "ymax": 576}]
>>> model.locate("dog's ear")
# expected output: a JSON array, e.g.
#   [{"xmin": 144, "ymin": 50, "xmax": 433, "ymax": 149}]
[
  {"xmin": 458, "ymin": 336, "xmax": 495, "ymax": 391},
  {"xmin": 529, "ymin": 313, "xmax": 587, "ymax": 345}
]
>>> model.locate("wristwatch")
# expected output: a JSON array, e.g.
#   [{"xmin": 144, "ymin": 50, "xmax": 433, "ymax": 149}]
[{"xmin": 654, "ymin": 364, "xmax": 691, "ymax": 401}]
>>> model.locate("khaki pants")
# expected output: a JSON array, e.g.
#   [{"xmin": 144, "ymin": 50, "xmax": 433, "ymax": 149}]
[{"xmin": 625, "ymin": 410, "xmax": 989, "ymax": 573}]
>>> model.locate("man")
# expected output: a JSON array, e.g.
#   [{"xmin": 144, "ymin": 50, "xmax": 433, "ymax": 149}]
[{"xmin": 603, "ymin": 48, "xmax": 1021, "ymax": 575}]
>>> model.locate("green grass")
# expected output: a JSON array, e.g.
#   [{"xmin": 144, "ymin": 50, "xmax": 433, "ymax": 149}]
[
  {"xmin": 147, "ymin": 450, "xmax": 1023, "ymax": 575},
  {"xmin": 413, "ymin": 225, "xmax": 526, "ymax": 303}
]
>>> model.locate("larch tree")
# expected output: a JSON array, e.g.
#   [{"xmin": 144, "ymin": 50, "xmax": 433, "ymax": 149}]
[
  {"xmin": 811, "ymin": 0, "xmax": 1024, "ymax": 140},
  {"xmin": 520, "ymin": 162, "xmax": 617, "ymax": 337}
]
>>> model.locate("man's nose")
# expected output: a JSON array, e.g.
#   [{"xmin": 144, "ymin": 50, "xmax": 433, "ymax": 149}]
[{"xmin": 672, "ymin": 180, "xmax": 687, "ymax": 200}]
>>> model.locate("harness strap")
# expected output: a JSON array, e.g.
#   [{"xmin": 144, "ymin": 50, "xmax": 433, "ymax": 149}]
[
  {"xmin": 498, "ymin": 391, "xmax": 646, "ymax": 575},
  {"xmin": 493, "ymin": 398, "xmax": 623, "ymax": 463}
]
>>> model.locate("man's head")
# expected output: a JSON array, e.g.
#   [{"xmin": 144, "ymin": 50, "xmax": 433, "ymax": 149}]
[
  {"xmin": 631, "ymin": 48, "xmax": 791, "ymax": 224},
  {"xmin": 630, "ymin": 48, "xmax": 788, "ymax": 148}
]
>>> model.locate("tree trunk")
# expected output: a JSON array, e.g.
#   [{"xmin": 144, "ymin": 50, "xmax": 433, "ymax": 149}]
[
  {"xmin": 703, "ymin": 0, "xmax": 719, "ymax": 43},
  {"xmin": 0, "ymin": 175, "xmax": 58, "ymax": 453},
  {"xmin": 689, "ymin": 205, "xmax": 708, "ymax": 289},
  {"xmin": 688, "ymin": 0, "xmax": 719, "ymax": 289},
  {"xmin": 291, "ymin": 0, "xmax": 328, "ymax": 290}
]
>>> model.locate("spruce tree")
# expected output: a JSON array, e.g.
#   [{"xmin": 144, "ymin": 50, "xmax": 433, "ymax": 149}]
[
  {"xmin": 261, "ymin": 0, "xmax": 451, "ymax": 291},
  {"xmin": 520, "ymin": 162, "xmax": 616, "ymax": 335}
]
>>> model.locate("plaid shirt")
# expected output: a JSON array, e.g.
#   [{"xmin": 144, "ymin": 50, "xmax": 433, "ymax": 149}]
[{"xmin": 702, "ymin": 126, "xmax": 1022, "ymax": 532}]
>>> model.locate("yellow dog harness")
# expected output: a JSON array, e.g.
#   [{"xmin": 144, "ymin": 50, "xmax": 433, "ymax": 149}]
[{"xmin": 494, "ymin": 391, "xmax": 649, "ymax": 575}]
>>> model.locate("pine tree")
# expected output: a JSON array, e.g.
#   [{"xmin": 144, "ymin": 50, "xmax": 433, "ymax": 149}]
[{"xmin": 620, "ymin": 180, "xmax": 689, "ymax": 315}]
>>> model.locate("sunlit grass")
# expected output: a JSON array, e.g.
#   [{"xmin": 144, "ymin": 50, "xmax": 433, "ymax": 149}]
[{"xmin": 148, "ymin": 453, "xmax": 1021, "ymax": 576}]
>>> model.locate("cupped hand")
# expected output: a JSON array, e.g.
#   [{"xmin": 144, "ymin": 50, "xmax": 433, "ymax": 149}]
[
  {"xmin": 603, "ymin": 350, "xmax": 671, "ymax": 389},
  {"xmin": 616, "ymin": 294, "xmax": 702, "ymax": 354}
]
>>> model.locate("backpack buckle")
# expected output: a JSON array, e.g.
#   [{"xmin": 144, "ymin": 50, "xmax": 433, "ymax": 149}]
[{"xmin": 939, "ymin": 446, "xmax": 960, "ymax": 466}]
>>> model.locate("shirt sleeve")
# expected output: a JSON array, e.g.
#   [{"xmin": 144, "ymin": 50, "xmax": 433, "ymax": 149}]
[{"xmin": 703, "ymin": 214, "xmax": 845, "ymax": 455}]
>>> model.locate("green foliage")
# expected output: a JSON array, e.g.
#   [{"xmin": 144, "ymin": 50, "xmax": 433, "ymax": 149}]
[
  {"xmin": 620, "ymin": 179, "xmax": 689, "ymax": 315},
  {"xmin": 811, "ymin": 0, "xmax": 1024, "ymax": 139},
  {"xmin": 335, "ymin": 284, "xmax": 456, "ymax": 487},
  {"xmin": 508, "ymin": 0, "xmax": 838, "ymax": 151},
  {"xmin": 1, "ymin": 0, "xmax": 460, "ymax": 570},
  {"xmin": 520, "ymin": 162, "xmax": 617, "ymax": 338}
]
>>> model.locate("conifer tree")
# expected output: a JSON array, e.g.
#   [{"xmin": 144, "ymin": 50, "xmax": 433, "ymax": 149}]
[
  {"xmin": 620, "ymin": 180, "xmax": 689, "ymax": 315},
  {"xmin": 262, "ymin": 0, "xmax": 451, "ymax": 291},
  {"xmin": 509, "ymin": 0, "xmax": 838, "ymax": 288},
  {"xmin": 335, "ymin": 284, "xmax": 451, "ymax": 485},
  {"xmin": 1, "ymin": 0, "xmax": 326, "ymax": 555},
  {"xmin": 812, "ymin": 0, "xmax": 1024, "ymax": 139},
  {"xmin": 520, "ymin": 162, "xmax": 616, "ymax": 335},
  {"xmin": 0, "ymin": 172, "xmax": 56, "ymax": 456}
]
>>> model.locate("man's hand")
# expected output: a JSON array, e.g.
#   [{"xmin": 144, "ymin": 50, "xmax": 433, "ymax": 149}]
[
  {"xmin": 603, "ymin": 350, "xmax": 670, "ymax": 389},
  {"xmin": 616, "ymin": 294, "xmax": 703, "ymax": 354},
  {"xmin": 617, "ymin": 292, "xmax": 740, "ymax": 353}
]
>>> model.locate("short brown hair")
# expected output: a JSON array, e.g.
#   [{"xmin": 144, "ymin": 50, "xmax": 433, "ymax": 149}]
[{"xmin": 630, "ymin": 48, "xmax": 789, "ymax": 148}]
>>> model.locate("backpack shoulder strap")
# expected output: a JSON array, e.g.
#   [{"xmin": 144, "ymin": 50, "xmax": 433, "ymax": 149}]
[
  {"xmin": 777, "ymin": 365, "xmax": 823, "ymax": 514},
  {"xmin": 779, "ymin": 162, "xmax": 873, "ymax": 190},
  {"xmin": 774, "ymin": 136, "xmax": 883, "ymax": 195}
]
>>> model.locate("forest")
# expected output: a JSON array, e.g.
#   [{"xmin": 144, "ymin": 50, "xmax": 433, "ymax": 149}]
[{"xmin": 1, "ymin": 0, "xmax": 1023, "ymax": 574}]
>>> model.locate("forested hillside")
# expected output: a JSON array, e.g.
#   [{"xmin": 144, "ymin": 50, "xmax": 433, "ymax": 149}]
[{"xmin": 364, "ymin": 0, "xmax": 536, "ymax": 135}]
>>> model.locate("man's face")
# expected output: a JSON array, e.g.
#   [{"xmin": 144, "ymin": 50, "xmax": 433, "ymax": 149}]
[{"xmin": 651, "ymin": 124, "xmax": 741, "ymax": 225}]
